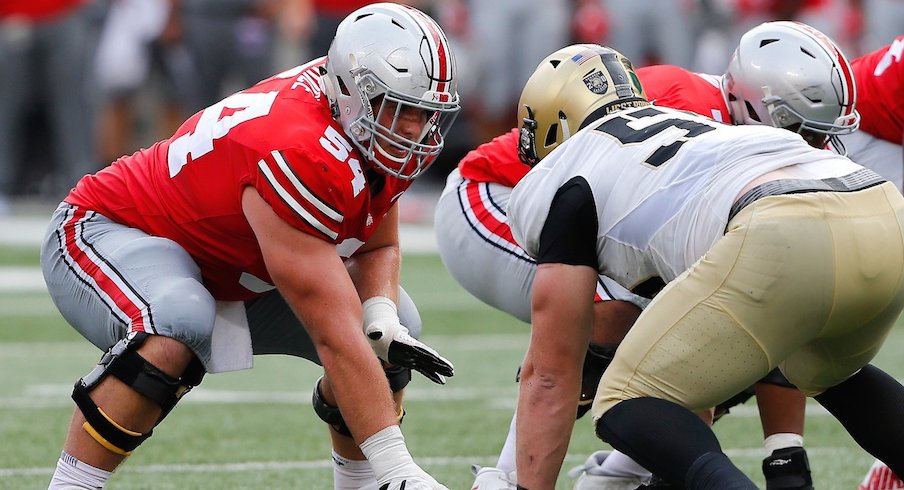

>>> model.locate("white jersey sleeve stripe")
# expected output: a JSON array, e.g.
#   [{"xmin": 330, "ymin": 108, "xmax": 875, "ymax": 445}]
[
  {"xmin": 258, "ymin": 160, "xmax": 339, "ymax": 240},
  {"xmin": 271, "ymin": 150, "xmax": 344, "ymax": 223}
]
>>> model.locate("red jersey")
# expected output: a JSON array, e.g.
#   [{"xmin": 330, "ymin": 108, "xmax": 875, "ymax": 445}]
[
  {"xmin": 638, "ymin": 65, "xmax": 730, "ymax": 123},
  {"xmin": 314, "ymin": 0, "xmax": 382, "ymax": 16},
  {"xmin": 457, "ymin": 129, "xmax": 526, "ymax": 187},
  {"xmin": 457, "ymin": 65, "xmax": 730, "ymax": 186},
  {"xmin": 0, "ymin": 0, "xmax": 85, "ymax": 20},
  {"xmin": 852, "ymin": 37, "xmax": 904, "ymax": 144},
  {"xmin": 67, "ymin": 58, "xmax": 411, "ymax": 301},
  {"xmin": 735, "ymin": 0, "xmax": 827, "ymax": 16}
]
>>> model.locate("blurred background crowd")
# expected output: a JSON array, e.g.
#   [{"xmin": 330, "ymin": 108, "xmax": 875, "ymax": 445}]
[{"xmin": 1, "ymin": 0, "xmax": 901, "ymax": 218}]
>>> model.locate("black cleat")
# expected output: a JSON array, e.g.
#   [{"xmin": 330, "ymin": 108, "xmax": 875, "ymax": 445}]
[{"xmin": 763, "ymin": 447, "xmax": 813, "ymax": 490}]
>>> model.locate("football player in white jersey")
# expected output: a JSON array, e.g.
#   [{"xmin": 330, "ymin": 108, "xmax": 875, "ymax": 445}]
[
  {"xmin": 453, "ymin": 22, "xmax": 864, "ymax": 487},
  {"xmin": 507, "ymin": 49, "xmax": 904, "ymax": 489}
]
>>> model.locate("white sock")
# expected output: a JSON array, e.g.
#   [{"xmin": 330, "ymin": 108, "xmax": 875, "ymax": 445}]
[
  {"xmin": 763, "ymin": 433, "xmax": 804, "ymax": 454},
  {"xmin": 599, "ymin": 450, "xmax": 653, "ymax": 479},
  {"xmin": 48, "ymin": 451, "xmax": 112, "ymax": 489},
  {"xmin": 494, "ymin": 412, "xmax": 517, "ymax": 474},
  {"xmin": 332, "ymin": 450, "xmax": 376, "ymax": 490}
]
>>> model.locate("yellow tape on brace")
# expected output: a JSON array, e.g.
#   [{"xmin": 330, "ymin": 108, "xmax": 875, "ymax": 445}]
[{"xmin": 81, "ymin": 408, "xmax": 144, "ymax": 457}]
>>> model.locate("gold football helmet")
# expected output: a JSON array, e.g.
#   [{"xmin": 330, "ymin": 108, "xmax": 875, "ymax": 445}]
[{"xmin": 518, "ymin": 44, "xmax": 648, "ymax": 165}]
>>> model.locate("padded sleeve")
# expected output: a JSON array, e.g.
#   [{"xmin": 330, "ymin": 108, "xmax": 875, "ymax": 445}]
[
  {"xmin": 536, "ymin": 176, "xmax": 599, "ymax": 269},
  {"xmin": 254, "ymin": 147, "xmax": 357, "ymax": 242}
]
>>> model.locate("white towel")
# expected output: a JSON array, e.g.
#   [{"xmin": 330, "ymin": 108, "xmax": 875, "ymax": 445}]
[{"xmin": 207, "ymin": 301, "xmax": 254, "ymax": 373}]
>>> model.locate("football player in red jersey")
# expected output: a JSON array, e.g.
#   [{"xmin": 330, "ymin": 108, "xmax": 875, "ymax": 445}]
[
  {"xmin": 441, "ymin": 21, "xmax": 864, "ymax": 490},
  {"xmin": 41, "ymin": 4, "xmax": 459, "ymax": 490},
  {"xmin": 844, "ymin": 34, "xmax": 904, "ymax": 490},
  {"xmin": 837, "ymin": 35, "xmax": 904, "ymax": 192}
]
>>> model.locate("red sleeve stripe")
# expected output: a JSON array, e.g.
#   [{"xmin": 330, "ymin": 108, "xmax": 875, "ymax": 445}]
[
  {"xmin": 459, "ymin": 179, "xmax": 533, "ymax": 262},
  {"xmin": 59, "ymin": 206, "xmax": 154, "ymax": 333},
  {"xmin": 271, "ymin": 150, "xmax": 343, "ymax": 222},
  {"xmin": 258, "ymin": 160, "xmax": 339, "ymax": 240},
  {"xmin": 403, "ymin": 5, "xmax": 454, "ymax": 95}
]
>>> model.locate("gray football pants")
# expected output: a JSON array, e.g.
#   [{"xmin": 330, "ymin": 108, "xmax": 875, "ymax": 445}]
[{"xmin": 41, "ymin": 203, "xmax": 422, "ymax": 371}]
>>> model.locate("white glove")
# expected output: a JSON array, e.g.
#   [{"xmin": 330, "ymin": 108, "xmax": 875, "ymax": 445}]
[
  {"xmin": 360, "ymin": 426, "xmax": 449, "ymax": 490},
  {"xmin": 363, "ymin": 296, "xmax": 454, "ymax": 384}
]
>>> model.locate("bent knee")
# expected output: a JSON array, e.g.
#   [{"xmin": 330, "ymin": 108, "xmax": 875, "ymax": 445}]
[
  {"xmin": 590, "ymin": 387, "xmax": 624, "ymax": 422},
  {"xmin": 137, "ymin": 335, "xmax": 196, "ymax": 377},
  {"xmin": 151, "ymin": 279, "xmax": 216, "ymax": 341}
]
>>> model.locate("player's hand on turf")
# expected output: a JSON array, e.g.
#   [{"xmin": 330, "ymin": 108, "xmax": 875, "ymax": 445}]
[
  {"xmin": 361, "ymin": 426, "xmax": 450, "ymax": 490},
  {"xmin": 365, "ymin": 475, "xmax": 450, "ymax": 490},
  {"xmin": 360, "ymin": 459, "xmax": 449, "ymax": 490},
  {"xmin": 365, "ymin": 318, "xmax": 454, "ymax": 385}
]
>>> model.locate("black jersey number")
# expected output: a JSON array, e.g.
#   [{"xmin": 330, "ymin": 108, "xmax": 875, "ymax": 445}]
[{"xmin": 593, "ymin": 107, "xmax": 717, "ymax": 167}]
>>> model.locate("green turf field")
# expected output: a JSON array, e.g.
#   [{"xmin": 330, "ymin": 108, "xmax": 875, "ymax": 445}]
[{"xmin": 0, "ymin": 249, "xmax": 900, "ymax": 489}]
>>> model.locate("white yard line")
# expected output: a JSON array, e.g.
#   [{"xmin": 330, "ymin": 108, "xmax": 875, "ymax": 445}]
[
  {"xmin": 0, "ymin": 215, "xmax": 48, "ymax": 247},
  {"xmin": 0, "ymin": 215, "xmax": 440, "ymax": 253},
  {"xmin": 0, "ymin": 447, "xmax": 861, "ymax": 478},
  {"xmin": 0, "ymin": 383, "xmax": 845, "ymax": 418},
  {"xmin": 0, "ymin": 266, "xmax": 46, "ymax": 292}
]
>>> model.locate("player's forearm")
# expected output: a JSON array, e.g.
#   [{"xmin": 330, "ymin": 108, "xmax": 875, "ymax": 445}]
[
  {"xmin": 516, "ymin": 265, "xmax": 597, "ymax": 487},
  {"xmin": 347, "ymin": 204, "xmax": 402, "ymax": 300},
  {"xmin": 516, "ymin": 360, "xmax": 578, "ymax": 488},
  {"xmin": 319, "ymin": 334, "xmax": 399, "ymax": 442},
  {"xmin": 345, "ymin": 244, "xmax": 401, "ymax": 302}
]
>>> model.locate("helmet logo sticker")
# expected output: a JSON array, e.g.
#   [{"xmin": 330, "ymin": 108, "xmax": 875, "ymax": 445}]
[{"xmin": 583, "ymin": 71, "xmax": 609, "ymax": 94}]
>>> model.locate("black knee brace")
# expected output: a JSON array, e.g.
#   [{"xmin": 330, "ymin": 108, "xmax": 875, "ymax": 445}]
[
  {"xmin": 312, "ymin": 377, "xmax": 353, "ymax": 437},
  {"xmin": 312, "ymin": 367, "xmax": 409, "ymax": 438},
  {"xmin": 384, "ymin": 365, "xmax": 412, "ymax": 392},
  {"xmin": 72, "ymin": 331, "xmax": 205, "ymax": 455}
]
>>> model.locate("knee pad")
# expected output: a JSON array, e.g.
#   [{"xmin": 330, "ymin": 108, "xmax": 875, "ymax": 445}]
[
  {"xmin": 312, "ymin": 370, "xmax": 408, "ymax": 438},
  {"xmin": 312, "ymin": 376, "xmax": 353, "ymax": 438},
  {"xmin": 72, "ymin": 332, "xmax": 206, "ymax": 456},
  {"xmin": 385, "ymin": 365, "xmax": 412, "ymax": 393},
  {"xmin": 577, "ymin": 344, "xmax": 616, "ymax": 419}
]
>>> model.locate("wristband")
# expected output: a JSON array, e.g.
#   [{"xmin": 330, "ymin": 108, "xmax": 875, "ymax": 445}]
[
  {"xmin": 362, "ymin": 296, "xmax": 398, "ymax": 328},
  {"xmin": 359, "ymin": 425, "xmax": 414, "ymax": 482}
]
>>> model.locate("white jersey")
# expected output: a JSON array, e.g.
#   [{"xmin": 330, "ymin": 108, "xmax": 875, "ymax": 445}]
[{"xmin": 509, "ymin": 105, "xmax": 865, "ymax": 292}]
